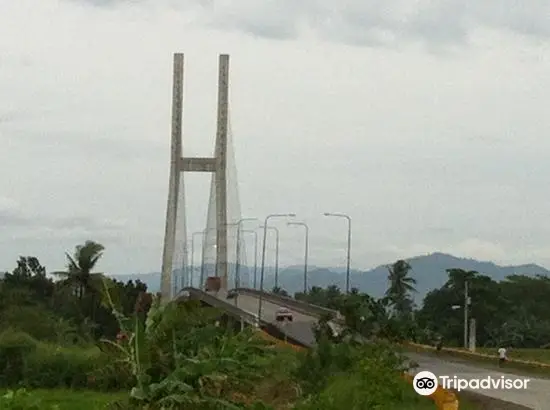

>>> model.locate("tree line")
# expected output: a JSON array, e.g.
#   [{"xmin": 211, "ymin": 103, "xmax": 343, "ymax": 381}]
[
  {"xmin": 289, "ymin": 260, "xmax": 550, "ymax": 348},
  {"xmin": 2, "ymin": 244, "xmax": 549, "ymax": 350},
  {"xmin": 0, "ymin": 240, "xmax": 150, "ymax": 344}
]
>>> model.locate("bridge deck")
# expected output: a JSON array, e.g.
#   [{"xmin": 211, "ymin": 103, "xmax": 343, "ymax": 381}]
[
  {"xmin": 181, "ymin": 287, "xmax": 320, "ymax": 346},
  {"xmin": 225, "ymin": 290, "xmax": 319, "ymax": 346},
  {"xmin": 183, "ymin": 288, "xmax": 340, "ymax": 347}
]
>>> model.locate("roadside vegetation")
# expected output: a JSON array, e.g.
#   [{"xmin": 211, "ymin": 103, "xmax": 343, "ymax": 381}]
[
  {"xmin": 0, "ymin": 241, "xmax": 443, "ymax": 409},
  {"xmin": 7, "ymin": 239, "xmax": 541, "ymax": 408}
]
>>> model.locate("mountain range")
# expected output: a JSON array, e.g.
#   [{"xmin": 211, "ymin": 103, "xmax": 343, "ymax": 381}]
[{"xmin": 109, "ymin": 252, "xmax": 550, "ymax": 304}]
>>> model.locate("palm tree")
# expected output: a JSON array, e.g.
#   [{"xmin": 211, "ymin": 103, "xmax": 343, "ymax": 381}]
[
  {"xmin": 53, "ymin": 240, "xmax": 105, "ymax": 318},
  {"xmin": 385, "ymin": 260, "xmax": 417, "ymax": 316},
  {"xmin": 444, "ymin": 268, "xmax": 478, "ymax": 290}
]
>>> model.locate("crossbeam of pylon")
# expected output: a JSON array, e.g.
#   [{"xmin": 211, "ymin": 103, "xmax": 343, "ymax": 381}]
[{"xmin": 160, "ymin": 53, "xmax": 230, "ymax": 303}]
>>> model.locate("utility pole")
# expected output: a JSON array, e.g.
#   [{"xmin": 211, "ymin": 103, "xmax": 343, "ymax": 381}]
[
  {"xmin": 323, "ymin": 212, "xmax": 352, "ymax": 293},
  {"xmin": 259, "ymin": 225, "xmax": 281, "ymax": 289},
  {"xmin": 234, "ymin": 218, "xmax": 259, "ymax": 289},
  {"xmin": 241, "ymin": 229, "xmax": 258, "ymax": 289},
  {"xmin": 258, "ymin": 213, "xmax": 295, "ymax": 321},
  {"xmin": 288, "ymin": 222, "xmax": 309, "ymax": 293},
  {"xmin": 464, "ymin": 280, "xmax": 469, "ymax": 349}
]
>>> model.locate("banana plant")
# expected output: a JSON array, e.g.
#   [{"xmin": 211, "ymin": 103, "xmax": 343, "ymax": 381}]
[
  {"xmin": 99, "ymin": 277, "xmax": 154, "ymax": 400},
  {"xmin": 99, "ymin": 277, "xmax": 284, "ymax": 409}
]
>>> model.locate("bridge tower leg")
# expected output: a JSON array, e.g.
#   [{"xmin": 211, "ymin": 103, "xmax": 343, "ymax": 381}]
[{"xmin": 160, "ymin": 53, "xmax": 230, "ymax": 303}]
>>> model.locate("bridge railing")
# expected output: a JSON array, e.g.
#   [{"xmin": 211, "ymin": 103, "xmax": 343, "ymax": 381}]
[
  {"xmin": 183, "ymin": 285, "xmax": 345, "ymax": 330},
  {"xmin": 180, "ymin": 287, "xmax": 261, "ymax": 327},
  {"xmin": 235, "ymin": 287, "xmax": 341, "ymax": 319}
]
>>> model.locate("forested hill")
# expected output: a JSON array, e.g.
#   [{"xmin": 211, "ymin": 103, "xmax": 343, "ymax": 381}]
[{"xmin": 111, "ymin": 252, "xmax": 550, "ymax": 302}]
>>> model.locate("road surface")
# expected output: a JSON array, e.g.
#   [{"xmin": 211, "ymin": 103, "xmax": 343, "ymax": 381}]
[
  {"xmin": 408, "ymin": 352, "xmax": 550, "ymax": 409},
  {"xmin": 215, "ymin": 290, "xmax": 319, "ymax": 346}
]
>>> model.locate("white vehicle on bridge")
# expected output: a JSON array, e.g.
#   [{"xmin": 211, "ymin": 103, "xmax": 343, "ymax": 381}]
[
  {"xmin": 275, "ymin": 307, "xmax": 293, "ymax": 322},
  {"xmin": 226, "ymin": 289, "xmax": 238, "ymax": 299}
]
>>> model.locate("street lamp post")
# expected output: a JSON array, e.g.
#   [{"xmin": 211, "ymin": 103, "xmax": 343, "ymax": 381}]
[
  {"xmin": 288, "ymin": 222, "xmax": 309, "ymax": 294},
  {"xmin": 235, "ymin": 218, "xmax": 259, "ymax": 289},
  {"xmin": 190, "ymin": 231, "xmax": 204, "ymax": 288},
  {"xmin": 451, "ymin": 280, "xmax": 471, "ymax": 350},
  {"xmin": 199, "ymin": 229, "xmax": 208, "ymax": 289},
  {"xmin": 183, "ymin": 241, "xmax": 191, "ymax": 288},
  {"xmin": 258, "ymin": 213, "xmax": 296, "ymax": 321},
  {"xmin": 241, "ymin": 229, "xmax": 258, "ymax": 289},
  {"xmin": 259, "ymin": 226, "xmax": 280, "ymax": 289},
  {"xmin": 323, "ymin": 212, "xmax": 352, "ymax": 293},
  {"xmin": 232, "ymin": 229, "xmax": 258, "ymax": 307},
  {"xmin": 182, "ymin": 240, "xmax": 189, "ymax": 291},
  {"xmin": 199, "ymin": 223, "xmax": 238, "ymax": 290},
  {"xmin": 464, "ymin": 280, "xmax": 470, "ymax": 349},
  {"xmin": 199, "ymin": 227, "xmax": 220, "ymax": 289}
]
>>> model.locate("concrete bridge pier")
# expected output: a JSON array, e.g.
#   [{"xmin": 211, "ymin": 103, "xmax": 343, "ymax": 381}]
[{"xmin": 160, "ymin": 53, "xmax": 231, "ymax": 302}]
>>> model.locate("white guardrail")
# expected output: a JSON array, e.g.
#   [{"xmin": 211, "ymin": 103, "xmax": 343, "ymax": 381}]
[
  {"xmin": 179, "ymin": 287, "xmax": 261, "ymax": 327},
  {"xmin": 234, "ymin": 287, "xmax": 342, "ymax": 319}
]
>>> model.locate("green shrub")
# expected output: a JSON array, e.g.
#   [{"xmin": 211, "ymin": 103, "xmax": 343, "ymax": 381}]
[
  {"xmin": 293, "ymin": 337, "xmax": 422, "ymax": 409},
  {"xmin": 293, "ymin": 335, "xmax": 364, "ymax": 394},
  {"xmin": 0, "ymin": 328, "xmax": 133, "ymax": 391},
  {"xmin": 295, "ymin": 347, "xmax": 425, "ymax": 410},
  {"xmin": 88, "ymin": 353, "xmax": 135, "ymax": 391},
  {"xmin": 295, "ymin": 370, "xmax": 425, "ymax": 410},
  {"xmin": 0, "ymin": 388, "xmax": 57, "ymax": 410},
  {"xmin": 24, "ymin": 343, "xmax": 132, "ymax": 390},
  {"xmin": 0, "ymin": 329, "xmax": 38, "ymax": 386},
  {"xmin": 23, "ymin": 344, "xmax": 101, "ymax": 389},
  {"xmin": 0, "ymin": 306, "xmax": 80, "ymax": 345}
]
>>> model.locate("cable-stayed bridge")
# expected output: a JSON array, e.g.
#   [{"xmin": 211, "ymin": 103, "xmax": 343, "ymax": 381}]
[
  {"xmin": 154, "ymin": 54, "xmax": 550, "ymax": 408},
  {"xmin": 159, "ymin": 53, "xmax": 340, "ymax": 346}
]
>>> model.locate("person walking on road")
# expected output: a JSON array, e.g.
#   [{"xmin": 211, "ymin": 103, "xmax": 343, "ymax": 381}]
[
  {"xmin": 498, "ymin": 346, "xmax": 507, "ymax": 366},
  {"xmin": 435, "ymin": 335, "xmax": 443, "ymax": 352}
]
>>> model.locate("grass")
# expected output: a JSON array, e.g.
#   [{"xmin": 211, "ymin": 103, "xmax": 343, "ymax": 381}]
[
  {"xmin": 400, "ymin": 393, "xmax": 479, "ymax": 409},
  {"xmin": 34, "ymin": 389, "xmax": 127, "ymax": 409},
  {"xmin": 0, "ymin": 388, "xmax": 127, "ymax": 410},
  {"xmin": 458, "ymin": 397, "xmax": 484, "ymax": 409},
  {"xmin": 0, "ymin": 332, "xmax": 475, "ymax": 410},
  {"xmin": 1, "ymin": 387, "xmax": 463, "ymax": 410},
  {"xmin": 400, "ymin": 399, "xmax": 445, "ymax": 409}
]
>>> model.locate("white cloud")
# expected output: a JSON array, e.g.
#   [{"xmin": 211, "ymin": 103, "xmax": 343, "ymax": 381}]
[
  {"xmin": 0, "ymin": 197, "xmax": 19, "ymax": 213},
  {"xmin": 1, "ymin": 0, "xmax": 550, "ymax": 276},
  {"xmin": 445, "ymin": 239, "xmax": 508, "ymax": 262}
]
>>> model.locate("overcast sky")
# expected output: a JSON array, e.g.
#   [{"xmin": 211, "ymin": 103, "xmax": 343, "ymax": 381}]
[{"xmin": 1, "ymin": 0, "xmax": 550, "ymax": 275}]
